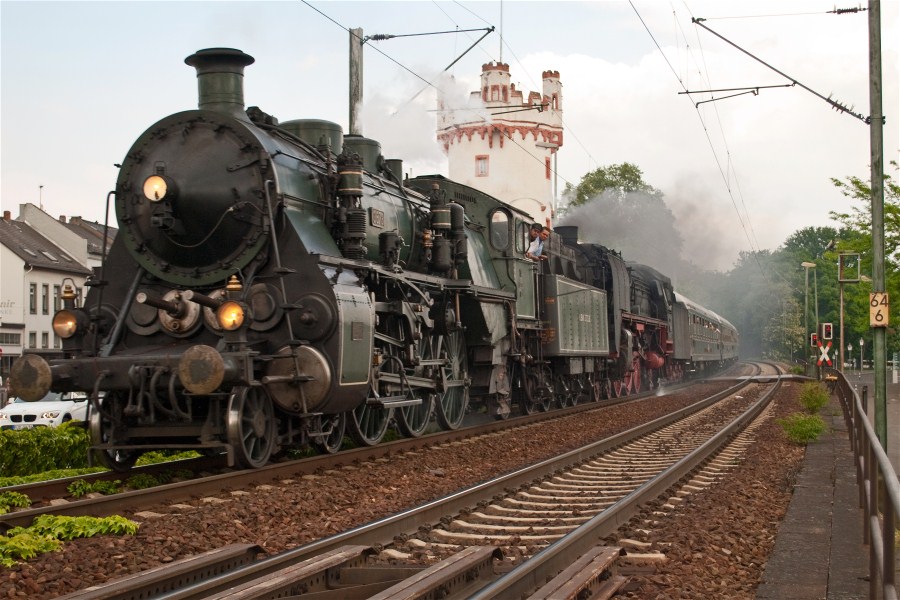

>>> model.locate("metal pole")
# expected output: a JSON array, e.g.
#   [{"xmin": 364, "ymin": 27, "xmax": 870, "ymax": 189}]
[
  {"xmin": 804, "ymin": 266, "xmax": 810, "ymax": 370},
  {"xmin": 814, "ymin": 268, "xmax": 820, "ymax": 379},
  {"xmin": 349, "ymin": 27, "xmax": 364, "ymax": 136},
  {"xmin": 868, "ymin": 0, "xmax": 886, "ymax": 447},
  {"xmin": 814, "ymin": 267, "xmax": 819, "ymax": 336},
  {"xmin": 840, "ymin": 282, "xmax": 845, "ymax": 372}
]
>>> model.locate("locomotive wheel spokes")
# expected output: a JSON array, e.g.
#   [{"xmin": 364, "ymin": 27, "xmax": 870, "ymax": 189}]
[
  {"xmin": 314, "ymin": 413, "xmax": 346, "ymax": 454},
  {"xmin": 89, "ymin": 395, "xmax": 140, "ymax": 472},
  {"xmin": 601, "ymin": 377, "xmax": 612, "ymax": 400},
  {"xmin": 227, "ymin": 387, "xmax": 276, "ymax": 468},
  {"xmin": 396, "ymin": 334, "xmax": 436, "ymax": 437},
  {"xmin": 511, "ymin": 361, "xmax": 537, "ymax": 416},
  {"xmin": 525, "ymin": 364, "xmax": 553, "ymax": 412},
  {"xmin": 349, "ymin": 401, "xmax": 393, "ymax": 446},
  {"xmin": 630, "ymin": 356, "xmax": 642, "ymax": 394},
  {"xmin": 553, "ymin": 373, "xmax": 571, "ymax": 409},
  {"xmin": 397, "ymin": 393, "xmax": 434, "ymax": 437},
  {"xmin": 434, "ymin": 329, "xmax": 469, "ymax": 430}
]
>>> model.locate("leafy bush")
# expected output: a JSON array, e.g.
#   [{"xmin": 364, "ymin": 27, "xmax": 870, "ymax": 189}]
[
  {"xmin": 0, "ymin": 531, "xmax": 61, "ymax": 567},
  {"xmin": 0, "ymin": 514, "xmax": 138, "ymax": 566},
  {"xmin": 67, "ymin": 479, "xmax": 121, "ymax": 498},
  {"xmin": 17, "ymin": 514, "xmax": 138, "ymax": 540},
  {"xmin": 0, "ymin": 422, "xmax": 91, "ymax": 476},
  {"xmin": 0, "ymin": 491, "xmax": 31, "ymax": 515},
  {"xmin": 799, "ymin": 382, "xmax": 830, "ymax": 414},
  {"xmin": 136, "ymin": 450, "xmax": 201, "ymax": 466},
  {"xmin": 778, "ymin": 412, "xmax": 827, "ymax": 444}
]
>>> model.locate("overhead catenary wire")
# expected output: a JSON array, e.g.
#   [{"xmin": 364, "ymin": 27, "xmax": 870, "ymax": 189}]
[
  {"xmin": 629, "ymin": 0, "xmax": 769, "ymax": 283},
  {"xmin": 691, "ymin": 17, "xmax": 872, "ymax": 124}
]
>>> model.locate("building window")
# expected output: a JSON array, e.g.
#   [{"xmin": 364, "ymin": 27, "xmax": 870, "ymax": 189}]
[
  {"xmin": 28, "ymin": 332, "xmax": 36, "ymax": 348},
  {"xmin": 29, "ymin": 284, "xmax": 37, "ymax": 314},
  {"xmin": 53, "ymin": 285, "xmax": 61, "ymax": 312},
  {"xmin": 53, "ymin": 334, "xmax": 60, "ymax": 349},
  {"xmin": 0, "ymin": 333, "xmax": 21, "ymax": 345},
  {"xmin": 41, "ymin": 332, "xmax": 49, "ymax": 349},
  {"xmin": 490, "ymin": 86, "xmax": 499, "ymax": 102},
  {"xmin": 476, "ymin": 155, "xmax": 489, "ymax": 177},
  {"xmin": 42, "ymin": 284, "xmax": 49, "ymax": 315}
]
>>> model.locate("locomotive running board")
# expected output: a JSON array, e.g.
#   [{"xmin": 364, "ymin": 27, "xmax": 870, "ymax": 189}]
[{"xmin": 365, "ymin": 395, "xmax": 423, "ymax": 409}]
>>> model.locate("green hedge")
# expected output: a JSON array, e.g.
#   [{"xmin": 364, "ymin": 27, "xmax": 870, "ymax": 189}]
[{"xmin": 0, "ymin": 422, "xmax": 91, "ymax": 476}]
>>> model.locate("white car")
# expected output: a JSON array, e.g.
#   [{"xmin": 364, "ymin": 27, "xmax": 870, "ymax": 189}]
[{"xmin": 0, "ymin": 391, "xmax": 90, "ymax": 430}]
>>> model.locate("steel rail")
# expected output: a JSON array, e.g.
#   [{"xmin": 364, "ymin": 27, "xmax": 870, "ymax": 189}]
[
  {"xmin": 148, "ymin": 377, "xmax": 754, "ymax": 599},
  {"xmin": 470, "ymin": 372, "xmax": 781, "ymax": 598}
]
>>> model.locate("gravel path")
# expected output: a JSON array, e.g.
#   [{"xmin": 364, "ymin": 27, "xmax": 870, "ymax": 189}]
[{"xmin": 1, "ymin": 381, "xmax": 807, "ymax": 599}]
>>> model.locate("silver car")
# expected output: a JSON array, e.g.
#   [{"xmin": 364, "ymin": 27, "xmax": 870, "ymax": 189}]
[{"xmin": 0, "ymin": 391, "xmax": 89, "ymax": 430}]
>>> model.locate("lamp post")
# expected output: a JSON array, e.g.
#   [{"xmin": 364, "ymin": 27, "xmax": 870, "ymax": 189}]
[
  {"xmin": 860, "ymin": 337, "xmax": 865, "ymax": 375},
  {"xmin": 838, "ymin": 254, "xmax": 860, "ymax": 372},
  {"xmin": 801, "ymin": 261, "xmax": 816, "ymax": 373}
]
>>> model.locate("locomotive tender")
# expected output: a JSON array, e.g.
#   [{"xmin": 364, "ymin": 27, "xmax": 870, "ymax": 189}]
[{"xmin": 9, "ymin": 48, "xmax": 738, "ymax": 469}]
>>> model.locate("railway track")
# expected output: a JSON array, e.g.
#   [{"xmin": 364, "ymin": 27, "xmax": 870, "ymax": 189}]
[
  {"xmin": 56, "ymin": 363, "xmax": 783, "ymax": 599},
  {"xmin": 0, "ymin": 376, "xmax": 710, "ymax": 530}
]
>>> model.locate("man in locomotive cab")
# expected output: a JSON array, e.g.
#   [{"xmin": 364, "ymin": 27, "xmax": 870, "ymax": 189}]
[{"xmin": 525, "ymin": 222, "xmax": 546, "ymax": 261}]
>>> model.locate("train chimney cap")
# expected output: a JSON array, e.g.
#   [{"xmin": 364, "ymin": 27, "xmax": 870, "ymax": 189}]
[{"xmin": 185, "ymin": 47, "xmax": 255, "ymax": 70}]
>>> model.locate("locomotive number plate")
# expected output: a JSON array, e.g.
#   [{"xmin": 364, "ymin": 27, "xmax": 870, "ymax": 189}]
[{"xmin": 370, "ymin": 208, "xmax": 385, "ymax": 228}]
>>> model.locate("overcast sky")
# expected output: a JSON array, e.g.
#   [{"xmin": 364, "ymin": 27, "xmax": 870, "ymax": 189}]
[{"xmin": 1, "ymin": 0, "xmax": 897, "ymax": 271}]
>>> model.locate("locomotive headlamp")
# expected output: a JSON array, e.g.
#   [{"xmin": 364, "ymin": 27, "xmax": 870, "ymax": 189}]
[
  {"xmin": 52, "ymin": 309, "xmax": 87, "ymax": 339},
  {"xmin": 143, "ymin": 175, "xmax": 173, "ymax": 202},
  {"xmin": 217, "ymin": 301, "xmax": 246, "ymax": 331}
]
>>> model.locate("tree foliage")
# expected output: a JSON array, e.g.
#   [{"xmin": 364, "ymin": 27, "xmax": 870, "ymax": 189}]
[
  {"xmin": 828, "ymin": 161, "xmax": 900, "ymax": 358},
  {"xmin": 563, "ymin": 162, "xmax": 660, "ymax": 207}
]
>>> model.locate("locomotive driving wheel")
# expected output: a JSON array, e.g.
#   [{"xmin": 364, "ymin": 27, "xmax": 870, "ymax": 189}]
[
  {"xmin": 553, "ymin": 373, "xmax": 573, "ymax": 409},
  {"xmin": 433, "ymin": 328, "xmax": 469, "ymax": 430},
  {"xmin": 89, "ymin": 393, "xmax": 140, "ymax": 472},
  {"xmin": 510, "ymin": 360, "xmax": 535, "ymax": 416},
  {"xmin": 524, "ymin": 363, "xmax": 553, "ymax": 412},
  {"xmin": 396, "ymin": 329, "xmax": 436, "ymax": 438},
  {"xmin": 313, "ymin": 413, "xmax": 346, "ymax": 454},
  {"xmin": 227, "ymin": 387, "xmax": 276, "ymax": 469}
]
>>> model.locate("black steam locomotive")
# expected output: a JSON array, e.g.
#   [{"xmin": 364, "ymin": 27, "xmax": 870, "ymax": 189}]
[{"xmin": 9, "ymin": 48, "xmax": 738, "ymax": 469}]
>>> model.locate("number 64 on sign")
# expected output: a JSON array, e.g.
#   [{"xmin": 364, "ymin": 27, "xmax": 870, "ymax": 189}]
[{"xmin": 870, "ymin": 292, "xmax": 890, "ymax": 327}]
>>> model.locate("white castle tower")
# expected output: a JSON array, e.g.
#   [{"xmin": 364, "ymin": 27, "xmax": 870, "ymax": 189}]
[{"xmin": 437, "ymin": 62, "xmax": 563, "ymax": 223}]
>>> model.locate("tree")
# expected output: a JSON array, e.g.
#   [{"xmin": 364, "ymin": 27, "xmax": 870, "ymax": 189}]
[{"xmin": 562, "ymin": 162, "xmax": 660, "ymax": 208}]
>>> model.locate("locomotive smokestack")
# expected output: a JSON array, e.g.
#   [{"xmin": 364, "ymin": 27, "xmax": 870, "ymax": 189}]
[
  {"xmin": 185, "ymin": 48, "xmax": 255, "ymax": 120},
  {"xmin": 555, "ymin": 225, "xmax": 579, "ymax": 247}
]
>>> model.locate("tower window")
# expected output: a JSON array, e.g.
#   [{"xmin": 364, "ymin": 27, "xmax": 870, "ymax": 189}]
[
  {"xmin": 546, "ymin": 158, "xmax": 552, "ymax": 180},
  {"xmin": 476, "ymin": 155, "xmax": 489, "ymax": 177}
]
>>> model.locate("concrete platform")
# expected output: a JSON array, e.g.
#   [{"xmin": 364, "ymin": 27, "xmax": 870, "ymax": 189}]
[
  {"xmin": 755, "ymin": 392, "xmax": 870, "ymax": 599},
  {"xmin": 755, "ymin": 362, "xmax": 900, "ymax": 599}
]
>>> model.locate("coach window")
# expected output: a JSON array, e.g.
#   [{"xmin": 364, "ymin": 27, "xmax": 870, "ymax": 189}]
[{"xmin": 490, "ymin": 209, "xmax": 510, "ymax": 250}]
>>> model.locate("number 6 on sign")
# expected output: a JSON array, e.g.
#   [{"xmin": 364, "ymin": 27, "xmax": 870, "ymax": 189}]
[{"xmin": 870, "ymin": 292, "xmax": 889, "ymax": 327}]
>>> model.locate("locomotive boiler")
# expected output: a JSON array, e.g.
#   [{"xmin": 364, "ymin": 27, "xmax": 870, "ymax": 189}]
[{"xmin": 9, "ymin": 48, "xmax": 738, "ymax": 470}]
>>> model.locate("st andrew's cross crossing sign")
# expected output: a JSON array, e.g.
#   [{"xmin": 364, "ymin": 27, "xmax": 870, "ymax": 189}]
[{"xmin": 817, "ymin": 339, "xmax": 833, "ymax": 367}]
